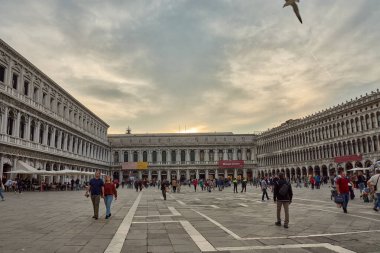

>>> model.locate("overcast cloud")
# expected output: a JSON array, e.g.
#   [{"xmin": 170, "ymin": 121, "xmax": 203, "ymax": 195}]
[{"xmin": 1, "ymin": 0, "xmax": 379, "ymax": 134}]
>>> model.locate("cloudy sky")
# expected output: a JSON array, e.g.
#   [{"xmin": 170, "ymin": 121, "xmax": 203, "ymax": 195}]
[{"xmin": 1, "ymin": 0, "xmax": 379, "ymax": 134}]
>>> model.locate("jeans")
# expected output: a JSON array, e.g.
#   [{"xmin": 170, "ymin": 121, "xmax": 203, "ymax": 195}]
[
  {"xmin": 342, "ymin": 193, "xmax": 349, "ymax": 210},
  {"xmin": 262, "ymin": 189, "xmax": 269, "ymax": 200},
  {"xmin": 104, "ymin": 195, "xmax": 113, "ymax": 216},
  {"xmin": 358, "ymin": 183, "xmax": 365, "ymax": 194},
  {"xmin": 375, "ymin": 193, "xmax": 380, "ymax": 209},
  {"xmin": 0, "ymin": 188, "xmax": 4, "ymax": 200},
  {"xmin": 162, "ymin": 189, "xmax": 167, "ymax": 200}
]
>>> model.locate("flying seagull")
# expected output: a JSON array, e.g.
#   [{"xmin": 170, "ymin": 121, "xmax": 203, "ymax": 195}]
[{"xmin": 283, "ymin": 0, "xmax": 302, "ymax": 24}]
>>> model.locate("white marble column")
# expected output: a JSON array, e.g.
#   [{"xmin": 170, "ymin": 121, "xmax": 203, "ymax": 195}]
[
  {"xmin": 158, "ymin": 170, "xmax": 161, "ymax": 181},
  {"xmin": 205, "ymin": 169, "xmax": 209, "ymax": 179},
  {"xmin": 14, "ymin": 110, "xmax": 21, "ymax": 137},
  {"xmin": 158, "ymin": 149, "xmax": 162, "ymax": 163},
  {"xmin": 148, "ymin": 150, "xmax": 152, "ymax": 163},
  {"xmin": 119, "ymin": 170, "xmax": 123, "ymax": 182},
  {"xmin": 205, "ymin": 150, "xmax": 209, "ymax": 162},
  {"xmin": 243, "ymin": 169, "xmax": 247, "ymax": 179},
  {"xmin": 50, "ymin": 128, "xmax": 56, "ymax": 148},
  {"xmin": 224, "ymin": 169, "xmax": 228, "ymax": 178},
  {"xmin": 196, "ymin": 169, "xmax": 199, "ymax": 179},
  {"xmin": 242, "ymin": 148, "xmax": 247, "ymax": 161},
  {"xmin": 25, "ymin": 116, "xmax": 30, "ymax": 141},
  {"xmin": 185, "ymin": 149, "xmax": 190, "ymax": 162},
  {"xmin": 42, "ymin": 124, "xmax": 48, "ymax": 145},
  {"xmin": 234, "ymin": 169, "xmax": 238, "ymax": 178},
  {"xmin": 167, "ymin": 169, "xmax": 171, "ymax": 180},
  {"xmin": 177, "ymin": 169, "xmax": 180, "ymax": 180},
  {"xmin": 176, "ymin": 149, "xmax": 180, "ymax": 163},
  {"xmin": 214, "ymin": 149, "xmax": 218, "ymax": 162},
  {"xmin": 148, "ymin": 170, "xmax": 152, "ymax": 181},
  {"xmin": 1, "ymin": 107, "xmax": 8, "ymax": 134},
  {"xmin": 0, "ymin": 155, "xmax": 4, "ymax": 179},
  {"xmin": 223, "ymin": 149, "xmax": 228, "ymax": 160},
  {"xmin": 195, "ymin": 150, "xmax": 200, "ymax": 162},
  {"xmin": 233, "ymin": 148, "xmax": 238, "ymax": 160}
]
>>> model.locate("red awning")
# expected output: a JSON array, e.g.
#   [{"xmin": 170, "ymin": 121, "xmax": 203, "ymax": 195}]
[
  {"xmin": 334, "ymin": 154, "xmax": 362, "ymax": 163},
  {"xmin": 218, "ymin": 160, "xmax": 244, "ymax": 168}
]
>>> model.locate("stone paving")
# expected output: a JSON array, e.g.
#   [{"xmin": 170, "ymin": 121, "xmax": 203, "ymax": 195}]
[{"xmin": 0, "ymin": 184, "xmax": 379, "ymax": 253}]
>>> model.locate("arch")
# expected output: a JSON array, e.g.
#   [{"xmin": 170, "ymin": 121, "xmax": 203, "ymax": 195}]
[
  {"xmin": 314, "ymin": 165, "xmax": 320, "ymax": 176},
  {"xmin": 321, "ymin": 165, "xmax": 328, "ymax": 177},
  {"xmin": 364, "ymin": 160, "xmax": 373, "ymax": 168},
  {"xmin": 307, "ymin": 166, "xmax": 313, "ymax": 176},
  {"xmin": 355, "ymin": 161, "xmax": 363, "ymax": 168}
]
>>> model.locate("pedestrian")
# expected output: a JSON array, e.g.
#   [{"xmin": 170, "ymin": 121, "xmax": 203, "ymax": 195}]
[
  {"xmin": 241, "ymin": 177, "xmax": 247, "ymax": 193},
  {"xmin": 232, "ymin": 178, "xmax": 238, "ymax": 193},
  {"xmin": 193, "ymin": 179, "xmax": 198, "ymax": 192},
  {"xmin": 0, "ymin": 181, "xmax": 5, "ymax": 201},
  {"xmin": 336, "ymin": 170, "xmax": 350, "ymax": 213},
  {"xmin": 103, "ymin": 175, "xmax": 117, "ymax": 219},
  {"xmin": 134, "ymin": 180, "xmax": 139, "ymax": 192},
  {"xmin": 172, "ymin": 178, "xmax": 178, "ymax": 193},
  {"xmin": 87, "ymin": 171, "xmax": 104, "ymax": 220},
  {"xmin": 272, "ymin": 175, "xmax": 279, "ymax": 202},
  {"xmin": 161, "ymin": 179, "xmax": 169, "ymax": 200},
  {"xmin": 274, "ymin": 173, "xmax": 293, "ymax": 228},
  {"xmin": 357, "ymin": 171, "xmax": 366, "ymax": 197},
  {"xmin": 138, "ymin": 180, "xmax": 143, "ymax": 191},
  {"xmin": 261, "ymin": 176, "xmax": 270, "ymax": 201},
  {"xmin": 199, "ymin": 179, "xmax": 204, "ymax": 191},
  {"xmin": 367, "ymin": 168, "xmax": 380, "ymax": 212},
  {"xmin": 75, "ymin": 178, "xmax": 80, "ymax": 191},
  {"xmin": 310, "ymin": 176, "xmax": 315, "ymax": 190},
  {"xmin": 71, "ymin": 178, "xmax": 74, "ymax": 191}
]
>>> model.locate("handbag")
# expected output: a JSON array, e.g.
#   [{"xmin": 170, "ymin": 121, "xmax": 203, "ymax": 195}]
[{"xmin": 334, "ymin": 194, "xmax": 344, "ymax": 204}]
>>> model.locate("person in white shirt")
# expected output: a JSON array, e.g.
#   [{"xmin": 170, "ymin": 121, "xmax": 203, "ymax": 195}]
[{"xmin": 368, "ymin": 168, "xmax": 380, "ymax": 212}]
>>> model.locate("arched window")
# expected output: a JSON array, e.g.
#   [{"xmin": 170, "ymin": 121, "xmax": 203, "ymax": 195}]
[
  {"xmin": 47, "ymin": 127, "xmax": 53, "ymax": 146},
  {"xmin": 152, "ymin": 151, "xmax": 157, "ymax": 163},
  {"xmin": 133, "ymin": 151, "xmax": 138, "ymax": 162},
  {"xmin": 181, "ymin": 150, "xmax": 186, "ymax": 163},
  {"xmin": 143, "ymin": 151, "xmax": 147, "ymax": 162},
  {"xmin": 190, "ymin": 150, "xmax": 195, "ymax": 163},
  {"xmin": 124, "ymin": 151, "xmax": 128, "ymax": 162},
  {"xmin": 30, "ymin": 120, "xmax": 36, "ymax": 141},
  {"xmin": 114, "ymin": 152, "xmax": 119, "ymax": 163},
  {"xmin": 54, "ymin": 130, "xmax": 59, "ymax": 148},
  {"xmin": 39, "ymin": 124, "xmax": 44, "ymax": 144},
  {"xmin": 162, "ymin": 150, "xmax": 167, "ymax": 163},
  {"xmin": 171, "ymin": 150, "xmax": 176, "ymax": 163}
]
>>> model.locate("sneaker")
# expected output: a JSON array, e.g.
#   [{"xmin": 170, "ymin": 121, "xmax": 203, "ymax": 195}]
[
  {"xmin": 373, "ymin": 207, "xmax": 379, "ymax": 212},
  {"xmin": 275, "ymin": 221, "xmax": 281, "ymax": 226},
  {"xmin": 284, "ymin": 224, "xmax": 289, "ymax": 228}
]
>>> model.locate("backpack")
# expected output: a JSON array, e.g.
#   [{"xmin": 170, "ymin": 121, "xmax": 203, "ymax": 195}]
[{"xmin": 278, "ymin": 183, "xmax": 289, "ymax": 197}]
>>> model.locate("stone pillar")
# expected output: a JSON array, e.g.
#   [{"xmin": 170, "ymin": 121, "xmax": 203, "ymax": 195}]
[
  {"xmin": 167, "ymin": 169, "xmax": 171, "ymax": 180},
  {"xmin": 224, "ymin": 169, "xmax": 228, "ymax": 178},
  {"xmin": 119, "ymin": 150, "xmax": 123, "ymax": 163},
  {"xmin": 205, "ymin": 150, "xmax": 209, "ymax": 162},
  {"xmin": 158, "ymin": 170, "xmax": 161, "ymax": 181},
  {"xmin": 196, "ymin": 169, "xmax": 199, "ymax": 179},
  {"xmin": 14, "ymin": 110, "xmax": 21, "ymax": 137},
  {"xmin": 119, "ymin": 170, "xmax": 123, "ymax": 182},
  {"xmin": 158, "ymin": 149, "xmax": 162, "ymax": 163},
  {"xmin": 242, "ymin": 148, "xmax": 247, "ymax": 161},
  {"xmin": 185, "ymin": 149, "xmax": 190, "ymax": 162},
  {"xmin": 0, "ymin": 155, "xmax": 4, "ymax": 179},
  {"xmin": 1, "ymin": 107, "xmax": 8, "ymax": 134},
  {"xmin": 243, "ymin": 168, "xmax": 247, "ymax": 179},
  {"xmin": 25, "ymin": 116, "xmax": 31, "ymax": 141},
  {"xmin": 205, "ymin": 169, "xmax": 209, "ymax": 179},
  {"xmin": 50, "ymin": 128, "xmax": 56, "ymax": 148},
  {"xmin": 223, "ymin": 149, "xmax": 228, "ymax": 160},
  {"xmin": 43, "ymin": 124, "xmax": 48, "ymax": 146},
  {"xmin": 78, "ymin": 139, "xmax": 82, "ymax": 155},
  {"xmin": 138, "ymin": 170, "xmax": 142, "ymax": 179},
  {"xmin": 195, "ymin": 149, "xmax": 200, "ymax": 162},
  {"xmin": 177, "ymin": 169, "xmax": 180, "ymax": 180},
  {"xmin": 214, "ymin": 149, "xmax": 219, "ymax": 162},
  {"xmin": 148, "ymin": 150, "xmax": 152, "ymax": 163},
  {"xmin": 233, "ymin": 148, "xmax": 238, "ymax": 160},
  {"xmin": 234, "ymin": 168, "xmax": 238, "ymax": 178},
  {"xmin": 176, "ymin": 149, "xmax": 180, "ymax": 163},
  {"xmin": 148, "ymin": 170, "xmax": 152, "ymax": 181}
]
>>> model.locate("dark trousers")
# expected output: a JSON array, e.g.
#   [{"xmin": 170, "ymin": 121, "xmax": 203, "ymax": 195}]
[
  {"xmin": 233, "ymin": 184, "xmax": 238, "ymax": 193},
  {"xmin": 91, "ymin": 195, "xmax": 101, "ymax": 218},
  {"xmin": 241, "ymin": 185, "xmax": 246, "ymax": 192},
  {"xmin": 162, "ymin": 189, "xmax": 167, "ymax": 200},
  {"xmin": 262, "ymin": 189, "xmax": 269, "ymax": 200}
]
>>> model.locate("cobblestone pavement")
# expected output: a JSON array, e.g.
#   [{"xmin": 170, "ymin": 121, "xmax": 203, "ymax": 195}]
[{"xmin": 0, "ymin": 184, "xmax": 379, "ymax": 253}]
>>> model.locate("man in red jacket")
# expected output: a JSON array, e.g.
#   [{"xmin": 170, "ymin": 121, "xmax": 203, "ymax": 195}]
[{"xmin": 336, "ymin": 170, "xmax": 350, "ymax": 213}]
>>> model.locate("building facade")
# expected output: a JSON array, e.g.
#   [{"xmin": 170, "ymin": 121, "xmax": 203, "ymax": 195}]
[
  {"xmin": 256, "ymin": 90, "xmax": 380, "ymax": 179},
  {"xmin": 108, "ymin": 133, "xmax": 257, "ymax": 181},
  {"xmin": 0, "ymin": 39, "xmax": 111, "ymax": 183},
  {"xmin": 1, "ymin": 39, "xmax": 380, "ymax": 183}
]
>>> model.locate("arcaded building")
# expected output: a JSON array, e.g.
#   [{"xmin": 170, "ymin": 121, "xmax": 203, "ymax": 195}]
[
  {"xmin": 1, "ymin": 39, "xmax": 379, "ymax": 183},
  {"xmin": 0, "ymin": 39, "xmax": 111, "ymax": 182},
  {"xmin": 256, "ymin": 90, "xmax": 380, "ymax": 179}
]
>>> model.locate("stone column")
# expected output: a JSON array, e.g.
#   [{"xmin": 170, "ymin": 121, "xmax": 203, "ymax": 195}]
[
  {"xmin": 14, "ymin": 110, "xmax": 21, "ymax": 137},
  {"xmin": 158, "ymin": 149, "xmax": 162, "ymax": 163},
  {"xmin": 214, "ymin": 149, "xmax": 219, "ymax": 162},
  {"xmin": 185, "ymin": 149, "xmax": 190, "ymax": 162},
  {"xmin": 63, "ymin": 133, "xmax": 68, "ymax": 151},
  {"xmin": 158, "ymin": 170, "xmax": 161, "ymax": 181},
  {"xmin": 148, "ymin": 150, "xmax": 152, "ymax": 163},
  {"xmin": 234, "ymin": 168, "xmax": 238, "ymax": 178},
  {"xmin": 223, "ymin": 149, "xmax": 228, "ymax": 160},
  {"xmin": 25, "ymin": 116, "xmax": 31, "ymax": 141},
  {"xmin": 42, "ymin": 124, "xmax": 48, "ymax": 146},
  {"xmin": 242, "ymin": 148, "xmax": 247, "ymax": 161},
  {"xmin": 119, "ymin": 150, "xmax": 123, "ymax": 163},
  {"xmin": 243, "ymin": 168, "xmax": 247, "ymax": 179},
  {"xmin": 148, "ymin": 170, "xmax": 152, "ymax": 181},
  {"xmin": 196, "ymin": 169, "xmax": 199, "ymax": 179},
  {"xmin": 78, "ymin": 139, "xmax": 82, "ymax": 155},
  {"xmin": 205, "ymin": 150, "xmax": 209, "ymax": 162},
  {"xmin": 195, "ymin": 149, "xmax": 200, "ymax": 162},
  {"xmin": 138, "ymin": 170, "xmax": 142, "ymax": 179},
  {"xmin": 176, "ymin": 149, "xmax": 180, "ymax": 163},
  {"xmin": 233, "ymin": 148, "xmax": 238, "ymax": 160},
  {"xmin": 224, "ymin": 169, "xmax": 228, "ymax": 178},
  {"xmin": 50, "ymin": 128, "xmax": 56, "ymax": 148},
  {"xmin": 138, "ymin": 150, "xmax": 143, "ymax": 162},
  {"xmin": 205, "ymin": 169, "xmax": 209, "ymax": 179},
  {"xmin": 167, "ymin": 169, "xmax": 171, "ymax": 180},
  {"xmin": 119, "ymin": 170, "xmax": 123, "ymax": 182},
  {"xmin": 1, "ymin": 107, "xmax": 8, "ymax": 134},
  {"xmin": 177, "ymin": 169, "xmax": 180, "ymax": 180},
  {"xmin": 0, "ymin": 155, "xmax": 4, "ymax": 180}
]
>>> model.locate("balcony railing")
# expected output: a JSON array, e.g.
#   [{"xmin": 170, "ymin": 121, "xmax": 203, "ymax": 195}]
[
  {"xmin": 111, "ymin": 160, "xmax": 256, "ymax": 167},
  {"xmin": 0, "ymin": 133, "xmax": 109, "ymax": 166}
]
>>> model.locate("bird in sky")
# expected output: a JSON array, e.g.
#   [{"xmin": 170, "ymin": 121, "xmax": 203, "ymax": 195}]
[{"xmin": 283, "ymin": 0, "xmax": 303, "ymax": 24}]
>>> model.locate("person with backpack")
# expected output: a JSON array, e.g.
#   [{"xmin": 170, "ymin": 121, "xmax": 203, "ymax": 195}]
[
  {"xmin": 241, "ymin": 177, "xmax": 247, "ymax": 193},
  {"xmin": 274, "ymin": 172, "xmax": 293, "ymax": 228},
  {"xmin": 232, "ymin": 178, "xmax": 238, "ymax": 193}
]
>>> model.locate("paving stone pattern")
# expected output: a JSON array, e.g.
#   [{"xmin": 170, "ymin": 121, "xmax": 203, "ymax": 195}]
[{"xmin": 0, "ymin": 184, "xmax": 379, "ymax": 253}]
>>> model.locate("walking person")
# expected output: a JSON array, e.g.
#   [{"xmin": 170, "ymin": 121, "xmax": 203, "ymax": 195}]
[
  {"xmin": 87, "ymin": 171, "xmax": 104, "ymax": 220},
  {"xmin": 193, "ymin": 179, "xmax": 198, "ymax": 192},
  {"xmin": 161, "ymin": 179, "xmax": 169, "ymax": 200},
  {"xmin": 336, "ymin": 170, "xmax": 350, "ymax": 213},
  {"xmin": 0, "ymin": 181, "xmax": 5, "ymax": 201},
  {"xmin": 261, "ymin": 176, "xmax": 270, "ymax": 201},
  {"xmin": 232, "ymin": 178, "xmax": 238, "ymax": 193},
  {"xmin": 172, "ymin": 178, "xmax": 178, "ymax": 193},
  {"xmin": 274, "ymin": 173, "xmax": 293, "ymax": 228},
  {"xmin": 241, "ymin": 177, "xmax": 247, "ymax": 193},
  {"xmin": 368, "ymin": 168, "xmax": 380, "ymax": 212},
  {"xmin": 103, "ymin": 176, "xmax": 117, "ymax": 219}
]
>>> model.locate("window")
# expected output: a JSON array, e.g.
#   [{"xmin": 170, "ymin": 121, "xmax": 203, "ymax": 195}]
[
  {"xmin": 143, "ymin": 151, "xmax": 147, "ymax": 162},
  {"xmin": 152, "ymin": 151, "xmax": 157, "ymax": 163},
  {"xmin": 133, "ymin": 151, "xmax": 138, "ymax": 162},
  {"xmin": 30, "ymin": 121, "xmax": 35, "ymax": 141},
  {"xmin": 19, "ymin": 116, "xmax": 26, "ymax": 139},
  {"xmin": 50, "ymin": 98, "xmax": 54, "ymax": 110},
  {"xmin": 162, "ymin": 151, "xmax": 167, "ymax": 163},
  {"xmin": 39, "ymin": 126, "xmax": 44, "ymax": 144},
  {"xmin": 6, "ymin": 111, "xmax": 15, "ymax": 135},
  {"xmin": 124, "ymin": 151, "xmax": 128, "ymax": 162},
  {"xmin": 12, "ymin": 73, "xmax": 18, "ymax": 89},
  {"xmin": 0, "ymin": 65, "xmax": 5, "ymax": 82},
  {"xmin": 24, "ymin": 81, "xmax": 29, "ymax": 96},
  {"xmin": 33, "ymin": 87, "xmax": 39, "ymax": 101},
  {"xmin": 42, "ymin": 93, "xmax": 47, "ymax": 106}
]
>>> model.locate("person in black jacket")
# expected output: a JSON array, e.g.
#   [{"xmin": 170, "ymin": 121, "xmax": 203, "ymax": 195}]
[
  {"xmin": 274, "ymin": 173, "xmax": 293, "ymax": 228},
  {"xmin": 161, "ymin": 179, "xmax": 170, "ymax": 200}
]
